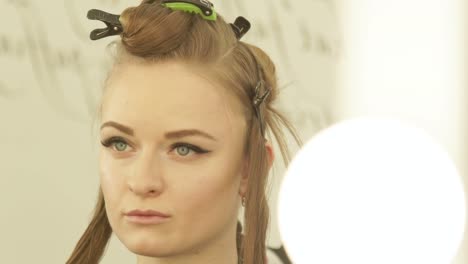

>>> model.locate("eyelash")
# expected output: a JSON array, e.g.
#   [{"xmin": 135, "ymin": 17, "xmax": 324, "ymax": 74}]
[{"xmin": 100, "ymin": 136, "xmax": 210, "ymax": 155}]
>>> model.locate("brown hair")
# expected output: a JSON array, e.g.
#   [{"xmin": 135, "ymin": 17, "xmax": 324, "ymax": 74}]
[{"xmin": 67, "ymin": 1, "xmax": 302, "ymax": 263}]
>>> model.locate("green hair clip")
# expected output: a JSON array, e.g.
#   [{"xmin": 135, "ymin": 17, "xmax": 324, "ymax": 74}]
[{"xmin": 161, "ymin": 0, "xmax": 217, "ymax": 21}]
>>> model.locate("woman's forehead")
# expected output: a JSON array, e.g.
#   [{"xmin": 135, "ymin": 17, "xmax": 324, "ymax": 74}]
[{"xmin": 101, "ymin": 62, "xmax": 245, "ymax": 137}]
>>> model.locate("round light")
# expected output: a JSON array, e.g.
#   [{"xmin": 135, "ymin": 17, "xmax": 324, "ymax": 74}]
[{"xmin": 278, "ymin": 118, "xmax": 465, "ymax": 264}]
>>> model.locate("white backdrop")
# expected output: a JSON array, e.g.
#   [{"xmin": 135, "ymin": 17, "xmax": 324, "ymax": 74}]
[{"xmin": 0, "ymin": 0, "xmax": 339, "ymax": 263}]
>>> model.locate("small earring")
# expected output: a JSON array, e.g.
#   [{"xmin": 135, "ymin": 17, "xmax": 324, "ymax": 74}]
[{"xmin": 241, "ymin": 196, "xmax": 246, "ymax": 207}]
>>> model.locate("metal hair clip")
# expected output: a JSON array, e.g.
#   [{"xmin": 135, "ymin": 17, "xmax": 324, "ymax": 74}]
[
  {"xmin": 253, "ymin": 80, "xmax": 271, "ymax": 137},
  {"xmin": 161, "ymin": 0, "xmax": 217, "ymax": 21},
  {"xmin": 87, "ymin": 9, "xmax": 123, "ymax": 40},
  {"xmin": 230, "ymin": 16, "xmax": 251, "ymax": 40}
]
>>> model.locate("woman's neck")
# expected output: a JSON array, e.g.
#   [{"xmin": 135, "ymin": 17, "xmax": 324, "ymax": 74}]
[
  {"xmin": 136, "ymin": 224, "xmax": 239, "ymax": 264},
  {"xmin": 136, "ymin": 244, "xmax": 238, "ymax": 264}
]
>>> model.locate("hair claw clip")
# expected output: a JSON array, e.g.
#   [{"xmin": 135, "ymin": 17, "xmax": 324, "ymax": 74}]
[
  {"xmin": 161, "ymin": 0, "xmax": 217, "ymax": 21},
  {"xmin": 230, "ymin": 16, "xmax": 251, "ymax": 40},
  {"xmin": 87, "ymin": 9, "xmax": 123, "ymax": 40},
  {"xmin": 253, "ymin": 80, "xmax": 271, "ymax": 137}
]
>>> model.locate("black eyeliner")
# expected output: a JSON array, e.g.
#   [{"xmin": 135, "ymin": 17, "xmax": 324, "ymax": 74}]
[
  {"xmin": 101, "ymin": 137, "xmax": 210, "ymax": 154},
  {"xmin": 171, "ymin": 142, "xmax": 210, "ymax": 154},
  {"xmin": 100, "ymin": 136, "xmax": 127, "ymax": 148}
]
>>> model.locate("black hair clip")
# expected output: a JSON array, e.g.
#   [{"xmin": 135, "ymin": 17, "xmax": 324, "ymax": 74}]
[
  {"xmin": 253, "ymin": 80, "xmax": 271, "ymax": 137},
  {"xmin": 230, "ymin": 16, "xmax": 251, "ymax": 40},
  {"xmin": 87, "ymin": 9, "xmax": 123, "ymax": 40}
]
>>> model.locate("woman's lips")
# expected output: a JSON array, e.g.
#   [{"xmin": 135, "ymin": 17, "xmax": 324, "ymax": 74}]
[
  {"xmin": 124, "ymin": 209, "xmax": 171, "ymax": 224},
  {"xmin": 125, "ymin": 215, "xmax": 170, "ymax": 224}
]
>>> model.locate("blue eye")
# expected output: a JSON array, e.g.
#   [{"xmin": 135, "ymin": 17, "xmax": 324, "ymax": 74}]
[
  {"xmin": 100, "ymin": 138, "xmax": 210, "ymax": 157},
  {"xmin": 101, "ymin": 137, "xmax": 129, "ymax": 152},
  {"xmin": 171, "ymin": 143, "xmax": 210, "ymax": 157},
  {"xmin": 176, "ymin": 145, "xmax": 191, "ymax": 156}
]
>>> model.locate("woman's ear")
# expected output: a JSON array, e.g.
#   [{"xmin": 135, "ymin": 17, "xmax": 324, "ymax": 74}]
[
  {"xmin": 239, "ymin": 140, "xmax": 275, "ymax": 197},
  {"xmin": 239, "ymin": 159, "xmax": 249, "ymax": 197},
  {"xmin": 265, "ymin": 139, "xmax": 275, "ymax": 169}
]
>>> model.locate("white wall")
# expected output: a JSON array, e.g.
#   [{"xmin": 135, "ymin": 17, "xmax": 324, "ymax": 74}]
[{"xmin": 0, "ymin": 0, "xmax": 338, "ymax": 263}]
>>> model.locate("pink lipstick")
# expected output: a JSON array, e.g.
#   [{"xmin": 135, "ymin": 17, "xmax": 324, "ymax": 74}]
[{"xmin": 124, "ymin": 209, "xmax": 171, "ymax": 224}]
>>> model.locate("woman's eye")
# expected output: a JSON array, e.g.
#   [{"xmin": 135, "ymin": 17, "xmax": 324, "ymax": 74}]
[
  {"xmin": 176, "ymin": 145, "xmax": 191, "ymax": 156},
  {"xmin": 172, "ymin": 143, "xmax": 210, "ymax": 157},
  {"xmin": 101, "ymin": 138, "xmax": 209, "ymax": 157},
  {"xmin": 101, "ymin": 137, "xmax": 129, "ymax": 152},
  {"xmin": 114, "ymin": 141, "xmax": 128, "ymax": 151}
]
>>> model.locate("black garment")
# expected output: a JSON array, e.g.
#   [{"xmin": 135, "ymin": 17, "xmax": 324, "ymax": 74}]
[{"xmin": 267, "ymin": 245, "xmax": 292, "ymax": 264}]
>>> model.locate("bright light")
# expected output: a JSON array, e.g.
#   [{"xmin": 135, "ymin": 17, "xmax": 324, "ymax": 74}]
[
  {"xmin": 278, "ymin": 118, "xmax": 465, "ymax": 264},
  {"xmin": 336, "ymin": 0, "xmax": 464, "ymax": 153}
]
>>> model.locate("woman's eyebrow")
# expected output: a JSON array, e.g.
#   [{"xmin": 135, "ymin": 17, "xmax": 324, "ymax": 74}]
[
  {"xmin": 101, "ymin": 121, "xmax": 134, "ymax": 136},
  {"xmin": 100, "ymin": 121, "xmax": 217, "ymax": 141},
  {"xmin": 164, "ymin": 129, "xmax": 217, "ymax": 141}
]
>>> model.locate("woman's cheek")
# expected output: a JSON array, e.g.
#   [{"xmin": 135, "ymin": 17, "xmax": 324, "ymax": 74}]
[
  {"xmin": 182, "ymin": 177, "xmax": 227, "ymax": 216},
  {"xmin": 99, "ymin": 154, "xmax": 125, "ymax": 202},
  {"xmin": 100, "ymin": 155, "xmax": 113, "ymax": 187}
]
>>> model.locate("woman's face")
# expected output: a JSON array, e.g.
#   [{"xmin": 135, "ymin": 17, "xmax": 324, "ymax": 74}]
[{"xmin": 99, "ymin": 61, "xmax": 248, "ymax": 257}]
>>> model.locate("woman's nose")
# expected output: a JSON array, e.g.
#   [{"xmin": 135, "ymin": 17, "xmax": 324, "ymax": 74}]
[{"xmin": 126, "ymin": 150, "xmax": 164, "ymax": 196}]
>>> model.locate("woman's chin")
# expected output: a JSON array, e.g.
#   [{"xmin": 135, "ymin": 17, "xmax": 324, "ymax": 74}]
[{"xmin": 125, "ymin": 240, "xmax": 175, "ymax": 258}]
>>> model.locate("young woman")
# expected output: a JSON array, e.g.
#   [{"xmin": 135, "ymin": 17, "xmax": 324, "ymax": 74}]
[{"xmin": 67, "ymin": 1, "xmax": 302, "ymax": 263}]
